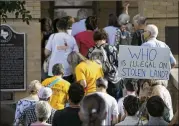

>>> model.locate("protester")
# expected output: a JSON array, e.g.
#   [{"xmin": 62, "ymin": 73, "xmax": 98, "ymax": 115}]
[
  {"xmin": 118, "ymin": 2, "xmax": 133, "ymax": 32},
  {"xmin": 118, "ymin": 79, "xmax": 137, "ymax": 122},
  {"xmin": 31, "ymin": 101, "xmax": 52, "ymax": 126},
  {"xmin": 118, "ymin": 23, "xmax": 132, "ymax": 45},
  {"xmin": 18, "ymin": 87, "xmax": 55, "ymax": 125},
  {"xmin": 87, "ymin": 29, "xmax": 122, "ymax": 100},
  {"xmin": 72, "ymin": 9, "xmax": 88, "ymax": 36},
  {"xmin": 103, "ymin": 13, "xmax": 120, "ymax": 46},
  {"xmin": 14, "ymin": 80, "xmax": 42, "ymax": 125},
  {"xmin": 79, "ymin": 93, "xmax": 107, "ymax": 126},
  {"xmin": 42, "ymin": 63, "xmax": 70, "ymax": 110},
  {"xmin": 115, "ymin": 95, "xmax": 141, "ymax": 126},
  {"xmin": 45, "ymin": 17, "xmax": 79, "ymax": 82},
  {"xmin": 141, "ymin": 24, "xmax": 176, "ymax": 68},
  {"xmin": 75, "ymin": 16, "xmax": 97, "ymax": 57},
  {"xmin": 67, "ymin": 51, "xmax": 103, "ymax": 95},
  {"xmin": 40, "ymin": 17, "xmax": 53, "ymax": 67},
  {"xmin": 96, "ymin": 77, "xmax": 118, "ymax": 126},
  {"xmin": 146, "ymin": 96, "xmax": 169, "ymax": 126},
  {"xmin": 131, "ymin": 14, "xmax": 146, "ymax": 45},
  {"xmin": 53, "ymin": 83, "xmax": 85, "ymax": 126}
]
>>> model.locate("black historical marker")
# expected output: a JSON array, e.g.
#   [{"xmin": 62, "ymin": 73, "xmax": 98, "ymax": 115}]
[{"xmin": 0, "ymin": 24, "xmax": 26, "ymax": 91}]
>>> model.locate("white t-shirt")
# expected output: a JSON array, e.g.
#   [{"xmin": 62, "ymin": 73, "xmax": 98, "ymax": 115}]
[
  {"xmin": 71, "ymin": 19, "xmax": 86, "ymax": 36},
  {"xmin": 96, "ymin": 92, "xmax": 119, "ymax": 126},
  {"xmin": 45, "ymin": 32, "xmax": 79, "ymax": 77},
  {"xmin": 103, "ymin": 26, "xmax": 120, "ymax": 46},
  {"xmin": 67, "ymin": 29, "xmax": 72, "ymax": 35}
]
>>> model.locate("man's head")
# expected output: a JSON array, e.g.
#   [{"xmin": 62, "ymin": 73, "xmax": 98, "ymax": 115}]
[
  {"xmin": 123, "ymin": 95, "xmax": 139, "ymax": 116},
  {"xmin": 125, "ymin": 79, "xmax": 137, "ymax": 92},
  {"xmin": 93, "ymin": 29, "xmax": 108, "ymax": 46},
  {"xmin": 147, "ymin": 96, "xmax": 165, "ymax": 117},
  {"xmin": 133, "ymin": 14, "xmax": 146, "ymax": 31},
  {"xmin": 143, "ymin": 24, "xmax": 158, "ymax": 41},
  {"xmin": 118, "ymin": 13, "xmax": 130, "ymax": 27},
  {"xmin": 68, "ymin": 83, "xmax": 85, "ymax": 105},
  {"xmin": 96, "ymin": 77, "xmax": 108, "ymax": 91},
  {"xmin": 52, "ymin": 63, "xmax": 64, "ymax": 76},
  {"xmin": 56, "ymin": 17, "xmax": 69, "ymax": 31},
  {"xmin": 38, "ymin": 87, "xmax": 53, "ymax": 101},
  {"xmin": 77, "ymin": 9, "xmax": 88, "ymax": 20}
]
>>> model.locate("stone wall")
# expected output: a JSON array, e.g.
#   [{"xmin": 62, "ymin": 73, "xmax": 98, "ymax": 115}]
[
  {"xmin": 98, "ymin": 1, "xmax": 116, "ymax": 28},
  {"xmin": 138, "ymin": 0, "xmax": 178, "ymax": 41},
  {"xmin": 2, "ymin": 0, "xmax": 41, "ymax": 103}
]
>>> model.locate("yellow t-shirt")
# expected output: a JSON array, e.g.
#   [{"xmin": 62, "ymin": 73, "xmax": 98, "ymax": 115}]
[
  {"xmin": 42, "ymin": 76, "xmax": 70, "ymax": 110},
  {"xmin": 75, "ymin": 60, "xmax": 103, "ymax": 95}
]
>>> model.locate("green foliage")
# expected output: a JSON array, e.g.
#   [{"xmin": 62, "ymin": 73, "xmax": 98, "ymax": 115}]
[{"xmin": 0, "ymin": 1, "xmax": 32, "ymax": 25}]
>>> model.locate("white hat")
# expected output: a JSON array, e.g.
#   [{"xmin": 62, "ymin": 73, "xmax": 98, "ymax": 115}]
[{"xmin": 38, "ymin": 87, "xmax": 52, "ymax": 100}]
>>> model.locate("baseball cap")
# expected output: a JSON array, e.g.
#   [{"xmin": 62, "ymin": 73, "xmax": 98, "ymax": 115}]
[
  {"xmin": 38, "ymin": 87, "xmax": 52, "ymax": 101},
  {"xmin": 96, "ymin": 77, "xmax": 108, "ymax": 88}
]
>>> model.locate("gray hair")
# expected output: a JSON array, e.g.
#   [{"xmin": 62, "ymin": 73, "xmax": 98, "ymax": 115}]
[
  {"xmin": 133, "ymin": 14, "xmax": 146, "ymax": 25},
  {"xmin": 77, "ymin": 9, "xmax": 88, "ymax": 20},
  {"xmin": 118, "ymin": 13, "xmax": 130, "ymax": 26},
  {"xmin": 146, "ymin": 24, "xmax": 159, "ymax": 38},
  {"xmin": 35, "ymin": 101, "xmax": 52, "ymax": 122},
  {"xmin": 28, "ymin": 80, "xmax": 42, "ymax": 95}
]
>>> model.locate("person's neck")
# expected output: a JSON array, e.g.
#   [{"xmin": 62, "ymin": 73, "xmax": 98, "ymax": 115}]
[
  {"xmin": 36, "ymin": 121, "xmax": 48, "ymax": 124},
  {"xmin": 69, "ymin": 102, "xmax": 80, "ymax": 108},
  {"xmin": 126, "ymin": 91, "xmax": 136, "ymax": 96},
  {"xmin": 86, "ymin": 30, "xmax": 93, "ymax": 32},
  {"xmin": 97, "ymin": 88, "xmax": 107, "ymax": 93},
  {"xmin": 149, "ymin": 115, "xmax": 163, "ymax": 120},
  {"xmin": 55, "ymin": 75, "xmax": 62, "ymax": 78},
  {"xmin": 97, "ymin": 42, "xmax": 105, "ymax": 47},
  {"xmin": 28, "ymin": 94, "xmax": 39, "ymax": 100},
  {"xmin": 58, "ymin": 29, "xmax": 66, "ymax": 33}
]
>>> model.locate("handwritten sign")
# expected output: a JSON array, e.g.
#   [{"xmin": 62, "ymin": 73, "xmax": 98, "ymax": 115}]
[{"xmin": 118, "ymin": 45, "xmax": 171, "ymax": 80}]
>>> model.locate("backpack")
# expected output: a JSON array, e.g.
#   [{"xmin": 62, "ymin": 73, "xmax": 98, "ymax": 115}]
[
  {"xmin": 88, "ymin": 44, "xmax": 121, "ymax": 84},
  {"xmin": 88, "ymin": 44, "xmax": 112, "ymax": 73}
]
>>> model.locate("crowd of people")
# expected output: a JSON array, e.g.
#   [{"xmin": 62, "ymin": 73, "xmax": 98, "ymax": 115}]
[{"xmin": 1, "ymin": 2, "xmax": 178, "ymax": 126}]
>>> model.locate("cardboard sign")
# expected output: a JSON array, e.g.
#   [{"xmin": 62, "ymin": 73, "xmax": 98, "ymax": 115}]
[{"xmin": 118, "ymin": 45, "xmax": 171, "ymax": 80}]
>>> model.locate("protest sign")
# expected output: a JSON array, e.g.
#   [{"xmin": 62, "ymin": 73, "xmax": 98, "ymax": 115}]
[{"xmin": 118, "ymin": 45, "xmax": 171, "ymax": 80}]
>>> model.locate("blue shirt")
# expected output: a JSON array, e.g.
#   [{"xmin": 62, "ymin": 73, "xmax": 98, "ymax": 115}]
[
  {"xmin": 71, "ymin": 19, "xmax": 86, "ymax": 36},
  {"xmin": 141, "ymin": 38, "xmax": 176, "ymax": 65}
]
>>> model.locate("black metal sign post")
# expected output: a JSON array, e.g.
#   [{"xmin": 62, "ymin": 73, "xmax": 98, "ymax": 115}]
[{"xmin": 0, "ymin": 24, "xmax": 26, "ymax": 91}]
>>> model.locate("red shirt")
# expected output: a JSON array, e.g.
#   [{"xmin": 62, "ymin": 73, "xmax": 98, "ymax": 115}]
[{"xmin": 75, "ymin": 31, "xmax": 95, "ymax": 57}]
